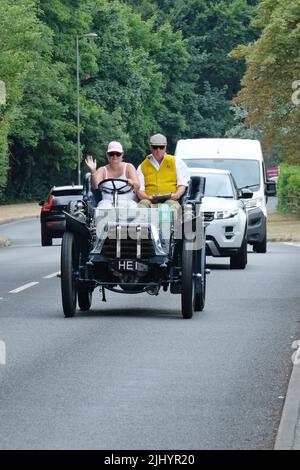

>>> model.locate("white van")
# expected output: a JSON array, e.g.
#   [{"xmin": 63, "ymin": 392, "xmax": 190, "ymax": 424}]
[{"xmin": 175, "ymin": 138, "xmax": 276, "ymax": 253}]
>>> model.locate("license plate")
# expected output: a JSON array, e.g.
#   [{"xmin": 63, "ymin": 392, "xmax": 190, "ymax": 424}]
[{"xmin": 112, "ymin": 261, "xmax": 148, "ymax": 271}]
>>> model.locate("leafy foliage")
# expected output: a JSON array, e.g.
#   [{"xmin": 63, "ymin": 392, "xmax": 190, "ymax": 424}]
[
  {"xmin": 0, "ymin": 0, "xmax": 47, "ymax": 194},
  {"xmin": 1, "ymin": 0, "xmax": 259, "ymax": 201},
  {"xmin": 277, "ymin": 164, "xmax": 300, "ymax": 216},
  {"xmin": 230, "ymin": 0, "xmax": 300, "ymax": 163}
]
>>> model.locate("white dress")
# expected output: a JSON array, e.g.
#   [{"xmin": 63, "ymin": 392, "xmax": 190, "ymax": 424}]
[{"xmin": 97, "ymin": 163, "xmax": 137, "ymax": 208}]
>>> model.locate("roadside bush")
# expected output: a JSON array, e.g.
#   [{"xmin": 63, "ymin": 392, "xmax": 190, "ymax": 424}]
[{"xmin": 277, "ymin": 164, "xmax": 300, "ymax": 216}]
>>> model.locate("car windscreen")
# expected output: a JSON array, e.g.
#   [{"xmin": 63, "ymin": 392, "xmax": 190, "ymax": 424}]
[
  {"xmin": 184, "ymin": 158, "xmax": 260, "ymax": 190},
  {"xmin": 199, "ymin": 173, "xmax": 234, "ymax": 198},
  {"xmin": 51, "ymin": 189, "xmax": 82, "ymax": 197}
]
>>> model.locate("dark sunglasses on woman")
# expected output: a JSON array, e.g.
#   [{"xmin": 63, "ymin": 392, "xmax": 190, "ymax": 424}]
[
  {"xmin": 151, "ymin": 145, "xmax": 166, "ymax": 150},
  {"xmin": 108, "ymin": 152, "xmax": 122, "ymax": 157}
]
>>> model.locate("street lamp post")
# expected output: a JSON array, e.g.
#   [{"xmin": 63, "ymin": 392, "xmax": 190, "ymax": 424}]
[
  {"xmin": 0, "ymin": 80, "xmax": 6, "ymax": 105},
  {"xmin": 76, "ymin": 33, "xmax": 98, "ymax": 185}
]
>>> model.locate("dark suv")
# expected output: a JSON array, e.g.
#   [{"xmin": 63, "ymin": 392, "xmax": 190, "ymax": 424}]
[{"xmin": 39, "ymin": 185, "xmax": 83, "ymax": 246}]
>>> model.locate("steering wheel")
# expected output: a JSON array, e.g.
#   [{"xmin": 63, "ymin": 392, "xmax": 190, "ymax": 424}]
[{"xmin": 98, "ymin": 178, "xmax": 133, "ymax": 195}]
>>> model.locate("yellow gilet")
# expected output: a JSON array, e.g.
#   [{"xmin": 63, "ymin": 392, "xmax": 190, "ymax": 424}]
[{"xmin": 141, "ymin": 154, "xmax": 177, "ymax": 195}]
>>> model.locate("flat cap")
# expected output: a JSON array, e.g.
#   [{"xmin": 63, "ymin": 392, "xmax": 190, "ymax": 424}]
[{"xmin": 149, "ymin": 133, "xmax": 167, "ymax": 146}]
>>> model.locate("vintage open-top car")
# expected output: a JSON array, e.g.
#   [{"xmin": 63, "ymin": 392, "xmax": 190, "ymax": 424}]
[{"xmin": 60, "ymin": 173, "xmax": 207, "ymax": 319}]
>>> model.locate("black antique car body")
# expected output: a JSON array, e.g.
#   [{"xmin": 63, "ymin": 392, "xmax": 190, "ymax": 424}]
[{"xmin": 60, "ymin": 174, "xmax": 207, "ymax": 319}]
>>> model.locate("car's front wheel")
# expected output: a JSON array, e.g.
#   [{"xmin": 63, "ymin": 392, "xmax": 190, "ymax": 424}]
[
  {"xmin": 181, "ymin": 240, "xmax": 195, "ymax": 319},
  {"xmin": 230, "ymin": 236, "xmax": 247, "ymax": 269},
  {"xmin": 61, "ymin": 231, "xmax": 77, "ymax": 317},
  {"xmin": 253, "ymin": 233, "xmax": 267, "ymax": 253},
  {"xmin": 194, "ymin": 246, "xmax": 206, "ymax": 311}
]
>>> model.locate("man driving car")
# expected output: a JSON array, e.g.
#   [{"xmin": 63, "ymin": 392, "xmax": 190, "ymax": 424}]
[{"xmin": 137, "ymin": 134, "xmax": 189, "ymax": 208}]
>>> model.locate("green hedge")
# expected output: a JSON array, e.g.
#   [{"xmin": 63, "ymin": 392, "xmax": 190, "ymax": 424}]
[{"xmin": 277, "ymin": 164, "xmax": 300, "ymax": 216}]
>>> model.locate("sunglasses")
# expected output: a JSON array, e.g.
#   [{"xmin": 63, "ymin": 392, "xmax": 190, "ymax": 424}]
[
  {"xmin": 151, "ymin": 145, "xmax": 166, "ymax": 150},
  {"xmin": 107, "ymin": 152, "xmax": 122, "ymax": 157}
]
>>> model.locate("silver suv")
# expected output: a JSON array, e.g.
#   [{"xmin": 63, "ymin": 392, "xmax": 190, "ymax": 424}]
[{"xmin": 189, "ymin": 168, "xmax": 252, "ymax": 269}]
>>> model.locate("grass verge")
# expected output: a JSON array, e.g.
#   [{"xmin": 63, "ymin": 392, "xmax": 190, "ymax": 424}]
[
  {"xmin": 0, "ymin": 202, "xmax": 39, "ymax": 224},
  {"xmin": 268, "ymin": 213, "xmax": 300, "ymax": 242}
]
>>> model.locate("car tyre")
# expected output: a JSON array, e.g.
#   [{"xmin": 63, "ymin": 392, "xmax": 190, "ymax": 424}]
[
  {"xmin": 181, "ymin": 240, "xmax": 195, "ymax": 319},
  {"xmin": 61, "ymin": 231, "xmax": 77, "ymax": 317},
  {"xmin": 194, "ymin": 247, "xmax": 206, "ymax": 311},
  {"xmin": 230, "ymin": 235, "xmax": 247, "ymax": 269},
  {"xmin": 253, "ymin": 232, "xmax": 267, "ymax": 253},
  {"xmin": 41, "ymin": 226, "xmax": 52, "ymax": 246},
  {"xmin": 78, "ymin": 285, "xmax": 92, "ymax": 311}
]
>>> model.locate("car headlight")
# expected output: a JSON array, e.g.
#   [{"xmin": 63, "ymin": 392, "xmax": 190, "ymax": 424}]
[
  {"xmin": 215, "ymin": 210, "xmax": 239, "ymax": 219},
  {"xmin": 244, "ymin": 197, "xmax": 264, "ymax": 210}
]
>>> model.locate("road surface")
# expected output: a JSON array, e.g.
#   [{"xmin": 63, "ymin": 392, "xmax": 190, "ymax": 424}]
[{"xmin": 0, "ymin": 218, "xmax": 299, "ymax": 449}]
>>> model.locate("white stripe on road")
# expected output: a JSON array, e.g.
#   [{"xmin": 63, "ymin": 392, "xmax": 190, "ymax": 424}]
[
  {"xmin": 284, "ymin": 242, "xmax": 300, "ymax": 248},
  {"xmin": 43, "ymin": 272, "xmax": 60, "ymax": 279},
  {"xmin": 6, "ymin": 272, "xmax": 59, "ymax": 296},
  {"xmin": 9, "ymin": 282, "xmax": 39, "ymax": 294}
]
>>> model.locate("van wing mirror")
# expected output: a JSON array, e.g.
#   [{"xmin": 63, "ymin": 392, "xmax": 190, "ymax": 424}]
[
  {"xmin": 265, "ymin": 179, "xmax": 277, "ymax": 196},
  {"xmin": 239, "ymin": 188, "xmax": 253, "ymax": 199}
]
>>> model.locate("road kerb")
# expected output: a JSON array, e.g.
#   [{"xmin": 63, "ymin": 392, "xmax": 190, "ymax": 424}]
[{"xmin": 274, "ymin": 342, "xmax": 300, "ymax": 450}]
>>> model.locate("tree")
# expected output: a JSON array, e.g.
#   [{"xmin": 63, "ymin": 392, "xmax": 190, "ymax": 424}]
[
  {"xmin": 88, "ymin": 0, "xmax": 160, "ymax": 163},
  {"xmin": 1, "ymin": 0, "xmax": 261, "ymax": 200},
  {"xmin": 126, "ymin": 0, "xmax": 260, "ymax": 98},
  {"xmin": 88, "ymin": 1, "xmax": 194, "ymax": 162},
  {"xmin": 5, "ymin": 0, "xmax": 101, "ymax": 198},
  {"xmin": 230, "ymin": 0, "xmax": 300, "ymax": 162},
  {"xmin": 0, "ymin": 0, "xmax": 46, "ymax": 196},
  {"xmin": 126, "ymin": 0, "xmax": 259, "ymax": 143}
]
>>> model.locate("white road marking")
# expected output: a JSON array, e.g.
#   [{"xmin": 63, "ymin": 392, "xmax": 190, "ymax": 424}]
[
  {"xmin": 9, "ymin": 282, "xmax": 39, "ymax": 294},
  {"xmin": 284, "ymin": 242, "xmax": 300, "ymax": 248},
  {"xmin": 9, "ymin": 244, "xmax": 41, "ymax": 248},
  {"xmin": 0, "ymin": 340, "xmax": 6, "ymax": 365},
  {"xmin": 43, "ymin": 272, "xmax": 60, "ymax": 279}
]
